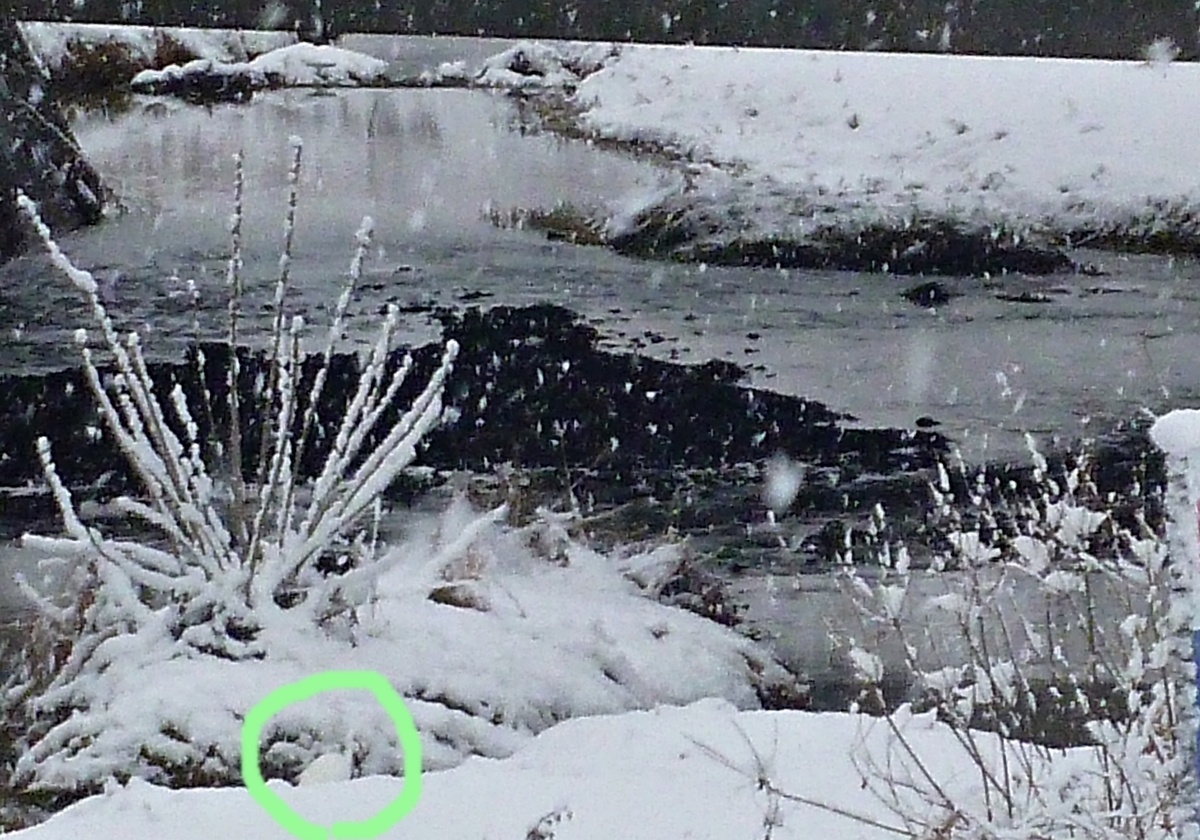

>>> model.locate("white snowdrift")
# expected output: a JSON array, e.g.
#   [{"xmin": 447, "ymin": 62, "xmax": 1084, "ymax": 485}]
[
  {"xmin": 18, "ymin": 21, "xmax": 293, "ymax": 76},
  {"xmin": 131, "ymin": 43, "xmax": 388, "ymax": 92},
  {"xmin": 247, "ymin": 42, "xmax": 389, "ymax": 86},
  {"xmin": 573, "ymin": 44, "xmax": 1200, "ymax": 240},
  {"xmin": 473, "ymin": 40, "xmax": 618, "ymax": 89},
  {"xmin": 8, "ymin": 699, "xmax": 1103, "ymax": 840}
]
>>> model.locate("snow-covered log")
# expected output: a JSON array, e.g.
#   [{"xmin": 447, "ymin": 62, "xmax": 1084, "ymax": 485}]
[{"xmin": 0, "ymin": 12, "xmax": 106, "ymax": 262}]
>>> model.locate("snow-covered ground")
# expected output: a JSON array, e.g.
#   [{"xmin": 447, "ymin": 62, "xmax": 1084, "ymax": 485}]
[
  {"xmin": 570, "ymin": 43, "xmax": 1200, "ymax": 249},
  {"xmin": 8, "ymin": 698, "xmax": 1105, "ymax": 840},
  {"xmin": 6, "ymin": 497, "xmax": 796, "ymax": 791}
]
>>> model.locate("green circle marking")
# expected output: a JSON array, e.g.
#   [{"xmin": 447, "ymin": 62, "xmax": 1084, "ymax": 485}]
[{"xmin": 242, "ymin": 670, "xmax": 422, "ymax": 840}]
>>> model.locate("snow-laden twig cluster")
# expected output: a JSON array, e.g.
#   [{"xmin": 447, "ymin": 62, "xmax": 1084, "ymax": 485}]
[{"xmin": 825, "ymin": 435, "xmax": 1197, "ymax": 839}]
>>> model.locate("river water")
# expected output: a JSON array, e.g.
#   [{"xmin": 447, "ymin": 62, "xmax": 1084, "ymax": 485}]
[{"xmin": 2, "ymin": 45, "xmax": 1199, "ymax": 694}]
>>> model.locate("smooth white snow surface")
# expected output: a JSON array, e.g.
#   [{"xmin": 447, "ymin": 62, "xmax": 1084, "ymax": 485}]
[
  {"xmin": 574, "ymin": 44, "xmax": 1200, "ymax": 233},
  {"xmin": 7, "ymin": 699, "xmax": 1101, "ymax": 840}
]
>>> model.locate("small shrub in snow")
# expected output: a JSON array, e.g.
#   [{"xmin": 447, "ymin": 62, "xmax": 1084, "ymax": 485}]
[
  {"xmin": 828, "ymin": 435, "xmax": 1197, "ymax": 838},
  {"xmin": 1143, "ymin": 37, "xmax": 1180, "ymax": 69},
  {"xmin": 5, "ymin": 139, "xmax": 458, "ymax": 791}
]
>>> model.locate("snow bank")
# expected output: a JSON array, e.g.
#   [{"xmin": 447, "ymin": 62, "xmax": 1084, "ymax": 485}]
[
  {"xmin": 568, "ymin": 44, "xmax": 1200, "ymax": 267},
  {"xmin": 8, "ymin": 699, "xmax": 1102, "ymax": 840},
  {"xmin": 18, "ymin": 22, "xmax": 293, "ymax": 76},
  {"xmin": 474, "ymin": 40, "xmax": 618, "ymax": 89},
  {"xmin": 13, "ymin": 500, "xmax": 796, "ymax": 793},
  {"xmin": 247, "ymin": 42, "xmax": 388, "ymax": 87},
  {"xmin": 130, "ymin": 43, "xmax": 387, "ymax": 99}
]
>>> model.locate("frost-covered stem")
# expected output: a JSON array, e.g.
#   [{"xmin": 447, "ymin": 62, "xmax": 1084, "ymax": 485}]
[
  {"xmin": 300, "ymin": 340, "xmax": 457, "ymax": 565},
  {"xmin": 247, "ymin": 315, "xmax": 303, "ymax": 591},
  {"xmin": 17, "ymin": 192, "xmax": 229, "ymax": 573},
  {"xmin": 285, "ymin": 340, "xmax": 456, "ymax": 587},
  {"xmin": 124, "ymin": 335, "xmax": 208, "ymax": 535},
  {"xmin": 280, "ymin": 216, "xmax": 374, "ymax": 541},
  {"xmin": 253, "ymin": 138, "xmax": 304, "ymax": 498},
  {"xmin": 225, "ymin": 151, "xmax": 248, "ymax": 548},
  {"xmin": 303, "ymin": 314, "xmax": 408, "ymax": 521},
  {"xmin": 299, "ymin": 308, "xmax": 408, "ymax": 536},
  {"xmin": 242, "ymin": 139, "xmax": 304, "ymax": 598}
]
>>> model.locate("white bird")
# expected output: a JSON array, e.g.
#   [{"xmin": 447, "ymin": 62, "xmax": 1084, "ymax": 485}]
[{"xmin": 297, "ymin": 748, "xmax": 353, "ymax": 786}]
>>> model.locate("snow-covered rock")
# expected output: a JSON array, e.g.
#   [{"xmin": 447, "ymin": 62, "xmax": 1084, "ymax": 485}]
[
  {"xmin": 475, "ymin": 41, "xmax": 618, "ymax": 90},
  {"xmin": 129, "ymin": 43, "xmax": 388, "ymax": 103},
  {"xmin": 296, "ymin": 750, "xmax": 353, "ymax": 786},
  {"xmin": 247, "ymin": 43, "xmax": 388, "ymax": 87},
  {"xmin": 130, "ymin": 58, "xmax": 261, "ymax": 103}
]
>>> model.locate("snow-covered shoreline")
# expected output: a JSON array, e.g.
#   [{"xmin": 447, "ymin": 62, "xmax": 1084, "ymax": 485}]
[
  {"xmin": 20, "ymin": 22, "xmax": 1200, "ymax": 269},
  {"xmin": 561, "ymin": 43, "xmax": 1200, "ymax": 270},
  {"xmin": 17, "ymin": 21, "xmax": 295, "ymax": 74}
]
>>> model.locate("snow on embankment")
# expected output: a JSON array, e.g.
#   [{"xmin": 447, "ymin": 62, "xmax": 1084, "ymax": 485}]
[
  {"xmin": 18, "ymin": 22, "xmax": 293, "ymax": 95},
  {"xmin": 562, "ymin": 44, "xmax": 1200, "ymax": 273},
  {"xmin": 18, "ymin": 23, "xmax": 385, "ymax": 103},
  {"xmin": 130, "ymin": 43, "xmax": 388, "ymax": 101}
]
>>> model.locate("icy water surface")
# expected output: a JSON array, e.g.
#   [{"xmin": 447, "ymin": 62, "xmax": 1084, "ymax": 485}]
[
  {"xmin": 2, "ymin": 83, "xmax": 1199, "ymax": 699},
  {"xmin": 0, "ymin": 87, "xmax": 1196, "ymax": 462}
]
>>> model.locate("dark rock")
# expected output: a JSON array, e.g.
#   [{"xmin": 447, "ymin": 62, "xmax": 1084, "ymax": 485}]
[
  {"xmin": 0, "ymin": 13, "xmax": 106, "ymax": 262},
  {"xmin": 129, "ymin": 59, "xmax": 259, "ymax": 104},
  {"xmin": 995, "ymin": 290, "xmax": 1052, "ymax": 303},
  {"xmin": 903, "ymin": 280, "xmax": 955, "ymax": 308}
]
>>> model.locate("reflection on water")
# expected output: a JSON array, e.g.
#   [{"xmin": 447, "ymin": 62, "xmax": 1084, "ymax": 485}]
[
  {"xmin": 0, "ymin": 88, "xmax": 678, "ymax": 373},
  {"xmin": 77, "ymin": 88, "xmax": 666, "ymax": 245},
  {"xmin": 3, "ymin": 88, "xmax": 1198, "ymax": 465}
]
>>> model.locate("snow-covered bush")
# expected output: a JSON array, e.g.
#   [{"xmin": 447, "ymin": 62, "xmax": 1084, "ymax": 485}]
[
  {"xmin": 474, "ymin": 41, "xmax": 619, "ymax": 90},
  {"xmin": 1, "ymin": 139, "xmax": 798, "ymax": 811},
  {"xmin": 1143, "ymin": 37, "xmax": 1179, "ymax": 69},
  {"xmin": 1, "ymin": 138, "xmax": 455, "ymax": 785},
  {"xmin": 830, "ymin": 435, "xmax": 1196, "ymax": 838}
]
